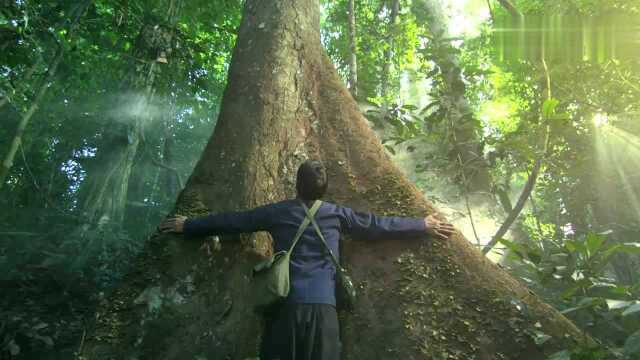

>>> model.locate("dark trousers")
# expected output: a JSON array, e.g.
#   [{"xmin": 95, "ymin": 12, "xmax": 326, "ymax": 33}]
[{"xmin": 260, "ymin": 303, "xmax": 341, "ymax": 360}]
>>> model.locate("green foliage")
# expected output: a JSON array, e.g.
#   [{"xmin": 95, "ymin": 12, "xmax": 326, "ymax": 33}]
[
  {"xmin": 500, "ymin": 231, "xmax": 640, "ymax": 359},
  {"xmin": 0, "ymin": 0, "xmax": 241, "ymax": 356},
  {"xmin": 366, "ymin": 101, "xmax": 425, "ymax": 142},
  {"xmin": 321, "ymin": 0, "xmax": 424, "ymax": 101}
]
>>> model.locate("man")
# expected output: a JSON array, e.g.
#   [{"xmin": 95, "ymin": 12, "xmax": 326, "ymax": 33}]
[{"xmin": 160, "ymin": 160, "xmax": 454, "ymax": 360}]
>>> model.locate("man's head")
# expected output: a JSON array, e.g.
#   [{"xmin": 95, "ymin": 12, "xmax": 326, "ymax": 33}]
[{"xmin": 296, "ymin": 160, "xmax": 328, "ymax": 201}]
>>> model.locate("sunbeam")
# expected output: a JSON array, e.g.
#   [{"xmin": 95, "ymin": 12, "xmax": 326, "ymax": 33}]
[{"xmin": 593, "ymin": 117, "xmax": 640, "ymax": 222}]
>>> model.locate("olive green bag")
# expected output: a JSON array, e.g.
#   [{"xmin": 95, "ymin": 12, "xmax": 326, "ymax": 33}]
[{"xmin": 252, "ymin": 200, "xmax": 322, "ymax": 312}]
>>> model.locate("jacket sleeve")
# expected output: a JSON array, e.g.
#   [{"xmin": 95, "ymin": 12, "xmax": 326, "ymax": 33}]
[
  {"xmin": 337, "ymin": 205, "xmax": 427, "ymax": 240},
  {"xmin": 183, "ymin": 204, "xmax": 273, "ymax": 237}
]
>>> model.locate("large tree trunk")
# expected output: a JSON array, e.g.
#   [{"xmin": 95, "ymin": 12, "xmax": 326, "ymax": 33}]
[{"xmin": 82, "ymin": 1, "xmax": 585, "ymax": 359}]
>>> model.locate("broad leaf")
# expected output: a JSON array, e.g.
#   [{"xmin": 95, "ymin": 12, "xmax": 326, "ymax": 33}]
[
  {"xmin": 622, "ymin": 303, "xmax": 640, "ymax": 317},
  {"xmin": 624, "ymin": 330, "xmax": 640, "ymax": 355},
  {"xmin": 547, "ymin": 350, "xmax": 571, "ymax": 360},
  {"xmin": 585, "ymin": 232, "xmax": 604, "ymax": 257},
  {"xmin": 606, "ymin": 299, "xmax": 633, "ymax": 311},
  {"xmin": 419, "ymin": 100, "xmax": 440, "ymax": 115}
]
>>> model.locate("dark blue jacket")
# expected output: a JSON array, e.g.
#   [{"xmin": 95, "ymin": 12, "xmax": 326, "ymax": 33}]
[{"xmin": 184, "ymin": 199, "xmax": 426, "ymax": 306}]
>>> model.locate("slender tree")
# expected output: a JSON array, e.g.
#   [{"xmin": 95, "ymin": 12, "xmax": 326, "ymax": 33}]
[
  {"xmin": 83, "ymin": 1, "xmax": 586, "ymax": 359},
  {"xmin": 484, "ymin": 58, "xmax": 552, "ymax": 255},
  {"xmin": 496, "ymin": 0, "xmax": 522, "ymax": 18},
  {"xmin": 76, "ymin": 0, "xmax": 181, "ymax": 226},
  {"xmin": 347, "ymin": 0, "xmax": 358, "ymax": 98},
  {"xmin": 412, "ymin": 0, "xmax": 493, "ymax": 193},
  {"xmin": 380, "ymin": 0, "xmax": 400, "ymax": 101}
]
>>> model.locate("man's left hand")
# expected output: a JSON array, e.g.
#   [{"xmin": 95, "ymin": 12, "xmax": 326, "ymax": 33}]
[
  {"xmin": 160, "ymin": 216, "xmax": 187, "ymax": 233},
  {"xmin": 424, "ymin": 214, "xmax": 455, "ymax": 240}
]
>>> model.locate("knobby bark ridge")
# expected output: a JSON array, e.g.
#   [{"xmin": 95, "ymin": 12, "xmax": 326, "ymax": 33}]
[{"xmin": 83, "ymin": 1, "xmax": 586, "ymax": 359}]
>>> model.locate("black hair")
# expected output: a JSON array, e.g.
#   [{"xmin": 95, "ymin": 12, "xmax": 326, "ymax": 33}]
[{"xmin": 296, "ymin": 160, "xmax": 328, "ymax": 201}]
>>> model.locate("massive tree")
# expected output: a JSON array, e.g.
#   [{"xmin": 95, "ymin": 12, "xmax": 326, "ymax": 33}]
[{"xmin": 82, "ymin": 1, "xmax": 585, "ymax": 359}]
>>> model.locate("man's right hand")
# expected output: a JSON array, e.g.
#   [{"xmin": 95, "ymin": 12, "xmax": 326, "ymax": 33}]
[{"xmin": 424, "ymin": 214, "xmax": 455, "ymax": 240}]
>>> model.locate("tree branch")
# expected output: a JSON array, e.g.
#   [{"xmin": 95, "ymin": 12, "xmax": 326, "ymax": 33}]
[
  {"xmin": 496, "ymin": 0, "xmax": 522, "ymax": 18},
  {"xmin": 149, "ymin": 155, "xmax": 184, "ymax": 190},
  {"xmin": 483, "ymin": 59, "xmax": 552, "ymax": 254}
]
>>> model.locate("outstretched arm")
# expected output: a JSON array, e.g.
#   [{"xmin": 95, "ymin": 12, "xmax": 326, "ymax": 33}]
[
  {"xmin": 338, "ymin": 206, "xmax": 454, "ymax": 241},
  {"xmin": 160, "ymin": 205, "xmax": 273, "ymax": 237}
]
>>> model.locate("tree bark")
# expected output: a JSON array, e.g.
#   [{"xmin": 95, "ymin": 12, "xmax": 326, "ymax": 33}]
[
  {"xmin": 82, "ymin": 1, "xmax": 586, "ymax": 359},
  {"xmin": 347, "ymin": 0, "xmax": 358, "ymax": 98},
  {"xmin": 412, "ymin": 0, "xmax": 493, "ymax": 193}
]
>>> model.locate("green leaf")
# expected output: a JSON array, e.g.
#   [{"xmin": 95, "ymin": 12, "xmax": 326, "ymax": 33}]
[
  {"xmin": 565, "ymin": 239, "xmax": 586, "ymax": 255},
  {"xmin": 560, "ymin": 306, "xmax": 580, "ymax": 315},
  {"xmin": 533, "ymin": 331, "xmax": 551, "ymax": 345},
  {"xmin": 542, "ymin": 98, "xmax": 559, "ymax": 119},
  {"xmin": 585, "ymin": 232, "xmax": 604, "ymax": 257},
  {"xmin": 622, "ymin": 303, "xmax": 640, "ymax": 317},
  {"xmin": 602, "ymin": 243, "xmax": 640, "ymax": 262},
  {"xmin": 561, "ymin": 279, "xmax": 593, "ymax": 299},
  {"xmin": 419, "ymin": 100, "xmax": 440, "ymax": 115},
  {"xmin": 606, "ymin": 299, "xmax": 633, "ymax": 311},
  {"xmin": 624, "ymin": 330, "xmax": 640, "ymax": 355},
  {"xmin": 498, "ymin": 238, "xmax": 526, "ymax": 260},
  {"xmin": 588, "ymin": 283, "xmax": 630, "ymax": 299},
  {"xmin": 619, "ymin": 243, "xmax": 640, "ymax": 253},
  {"xmin": 547, "ymin": 350, "xmax": 571, "ymax": 360}
]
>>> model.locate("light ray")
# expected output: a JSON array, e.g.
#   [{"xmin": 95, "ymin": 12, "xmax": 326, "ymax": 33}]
[{"xmin": 593, "ymin": 120, "xmax": 640, "ymax": 222}]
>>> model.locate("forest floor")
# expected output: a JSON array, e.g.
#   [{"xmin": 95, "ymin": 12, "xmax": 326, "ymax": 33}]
[{"xmin": 2, "ymin": 278, "xmax": 95, "ymax": 359}]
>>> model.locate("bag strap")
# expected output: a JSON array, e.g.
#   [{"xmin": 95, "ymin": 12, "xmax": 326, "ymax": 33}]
[
  {"xmin": 287, "ymin": 200, "xmax": 322, "ymax": 256},
  {"xmin": 301, "ymin": 200, "xmax": 343, "ymax": 270}
]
